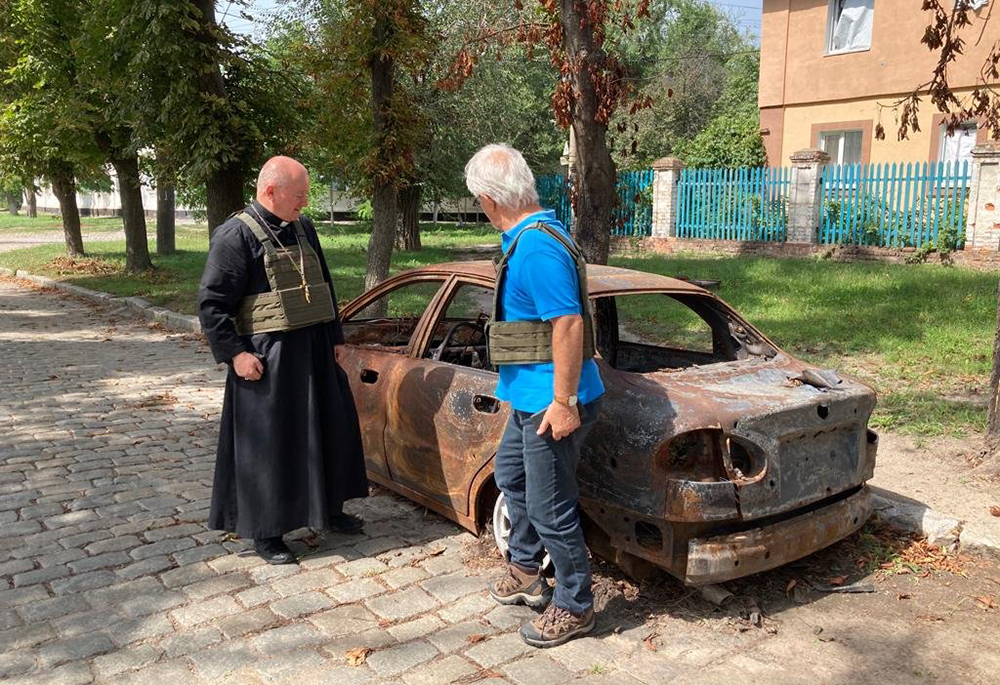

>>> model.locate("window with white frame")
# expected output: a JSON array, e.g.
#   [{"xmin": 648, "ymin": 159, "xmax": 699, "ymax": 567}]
[
  {"xmin": 939, "ymin": 121, "xmax": 977, "ymax": 169},
  {"xmin": 819, "ymin": 130, "xmax": 863, "ymax": 165},
  {"xmin": 827, "ymin": 0, "xmax": 874, "ymax": 54}
]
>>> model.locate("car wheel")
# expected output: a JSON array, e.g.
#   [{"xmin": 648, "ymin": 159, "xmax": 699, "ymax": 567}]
[{"xmin": 492, "ymin": 491, "xmax": 552, "ymax": 573}]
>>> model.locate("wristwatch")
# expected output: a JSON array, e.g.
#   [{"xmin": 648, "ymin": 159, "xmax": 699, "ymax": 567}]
[{"xmin": 553, "ymin": 393, "xmax": 578, "ymax": 407}]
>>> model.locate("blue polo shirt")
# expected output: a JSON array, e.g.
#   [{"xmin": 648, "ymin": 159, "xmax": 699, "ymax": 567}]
[{"xmin": 495, "ymin": 210, "xmax": 605, "ymax": 413}]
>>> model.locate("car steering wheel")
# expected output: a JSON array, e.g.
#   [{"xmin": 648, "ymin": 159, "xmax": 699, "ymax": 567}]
[{"xmin": 431, "ymin": 319, "xmax": 486, "ymax": 363}]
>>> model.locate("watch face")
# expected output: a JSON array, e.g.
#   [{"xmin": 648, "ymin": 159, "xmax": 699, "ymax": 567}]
[{"xmin": 568, "ymin": 395, "xmax": 578, "ymax": 406}]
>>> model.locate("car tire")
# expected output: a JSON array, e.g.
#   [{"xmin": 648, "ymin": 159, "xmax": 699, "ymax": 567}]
[{"xmin": 492, "ymin": 491, "xmax": 552, "ymax": 573}]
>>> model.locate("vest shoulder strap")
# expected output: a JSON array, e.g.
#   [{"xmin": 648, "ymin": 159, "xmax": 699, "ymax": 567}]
[{"xmin": 233, "ymin": 212, "xmax": 279, "ymax": 257}]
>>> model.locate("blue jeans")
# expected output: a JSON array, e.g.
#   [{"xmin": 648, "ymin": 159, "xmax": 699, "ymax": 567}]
[{"xmin": 495, "ymin": 399, "xmax": 602, "ymax": 615}]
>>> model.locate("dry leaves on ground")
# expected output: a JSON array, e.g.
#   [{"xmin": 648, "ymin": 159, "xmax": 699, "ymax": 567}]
[
  {"xmin": 990, "ymin": 505, "xmax": 1000, "ymax": 517},
  {"xmin": 974, "ymin": 595, "xmax": 996, "ymax": 610},
  {"xmin": 47, "ymin": 256, "xmax": 120, "ymax": 276},
  {"xmin": 345, "ymin": 647, "xmax": 372, "ymax": 666}
]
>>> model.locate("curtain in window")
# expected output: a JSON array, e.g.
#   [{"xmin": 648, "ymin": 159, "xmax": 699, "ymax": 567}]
[
  {"xmin": 831, "ymin": 0, "xmax": 874, "ymax": 52},
  {"xmin": 942, "ymin": 125, "xmax": 977, "ymax": 167}
]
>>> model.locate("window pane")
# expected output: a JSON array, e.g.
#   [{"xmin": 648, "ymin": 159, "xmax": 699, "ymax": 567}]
[
  {"xmin": 428, "ymin": 283, "xmax": 493, "ymax": 368},
  {"xmin": 829, "ymin": 0, "xmax": 874, "ymax": 53},
  {"xmin": 342, "ymin": 280, "xmax": 444, "ymax": 349},
  {"xmin": 615, "ymin": 294, "xmax": 714, "ymax": 353},
  {"xmin": 941, "ymin": 123, "xmax": 977, "ymax": 168},
  {"xmin": 820, "ymin": 132, "xmax": 843, "ymax": 165},
  {"xmin": 843, "ymin": 130, "xmax": 863, "ymax": 165}
]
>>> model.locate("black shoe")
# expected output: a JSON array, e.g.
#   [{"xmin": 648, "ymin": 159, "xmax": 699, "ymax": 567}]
[
  {"xmin": 329, "ymin": 512, "xmax": 364, "ymax": 534},
  {"xmin": 254, "ymin": 537, "xmax": 297, "ymax": 565}
]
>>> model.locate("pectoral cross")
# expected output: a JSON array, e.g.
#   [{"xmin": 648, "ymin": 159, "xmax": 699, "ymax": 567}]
[{"xmin": 301, "ymin": 277, "xmax": 311, "ymax": 303}]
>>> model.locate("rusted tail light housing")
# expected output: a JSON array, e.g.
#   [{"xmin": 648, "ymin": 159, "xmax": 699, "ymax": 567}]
[
  {"xmin": 726, "ymin": 437, "xmax": 766, "ymax": 481},
  {"xmin": 655, "ymin": 429, "xmax": 728, "ymax": 482}
]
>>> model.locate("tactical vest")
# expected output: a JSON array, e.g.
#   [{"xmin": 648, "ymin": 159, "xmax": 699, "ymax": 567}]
[
  {"xmin": 233, "ymin": 212, "xmax": 338, "ymax": 335},
  {"xmin": 487, "ymin": 222, "xmax": 596, "ymax": 365}
]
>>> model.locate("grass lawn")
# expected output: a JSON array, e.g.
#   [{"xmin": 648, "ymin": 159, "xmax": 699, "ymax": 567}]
[
  {"xmin": 1, "ymin": 221, "xmax": 995, "ymax": 437},
  {"xmin": 0, "ymin": 212, "xmax": 128, "ymax": 234}
]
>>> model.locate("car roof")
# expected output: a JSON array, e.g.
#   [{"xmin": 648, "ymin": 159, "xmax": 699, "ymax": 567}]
[{"xmin": 399, "ymin": 261, "xmax": 711, "ymax": 297}]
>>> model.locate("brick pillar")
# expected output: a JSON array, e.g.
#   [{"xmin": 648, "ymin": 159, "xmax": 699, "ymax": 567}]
[
  {"xmin": 965, "ymin": 142, "xmax": 1000, "ymax": 251},
  {"xmin": 650, "ymin": 156, "xmax": 684, "ymax": 238},
  {"xmin": 787, "ymin": 148, "xmax": 829, "ymax": 244}
]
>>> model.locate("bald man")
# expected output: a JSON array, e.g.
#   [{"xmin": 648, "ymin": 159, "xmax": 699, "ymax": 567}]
[{"xmin": 198, "ymin": 156, "xmax": 368, "ymax": 564}]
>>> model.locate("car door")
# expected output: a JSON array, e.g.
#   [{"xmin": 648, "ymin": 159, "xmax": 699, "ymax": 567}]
[
  {"xmin": 339, "ymin": 275, "xmax": 452, "ymax": 482},
  {"xmin": 381, "ymin": 277, "xmax": 511, "ymax": 520}
]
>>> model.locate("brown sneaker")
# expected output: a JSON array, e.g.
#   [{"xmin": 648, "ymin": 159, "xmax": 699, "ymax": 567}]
[
  {"xmin": 489, "ymin": 563, "xmax": 552, "ymax": 608},
  {"xmin": 519, "ymin": 603, "xmax": 595, "ymax": 648}
]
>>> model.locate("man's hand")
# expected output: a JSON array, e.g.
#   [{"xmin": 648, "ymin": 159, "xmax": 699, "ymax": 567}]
[
  {"xmin": 334, "ymin": 344, "xmax": 345, "ymax": 364},
  {"xmin": 537, "ymin": 401, "xmax": 581, "ymax": 441},
  {"xmin": 233, "ymin": 351, "xmax": 263, "ymax": 382}
]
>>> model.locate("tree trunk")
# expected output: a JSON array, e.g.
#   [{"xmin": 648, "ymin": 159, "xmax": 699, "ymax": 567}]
[
  {"xmin": 48, "ymin": 163, "xmax": 84, "ymax": 257},
  {"xmin": 988, "ymin": 281, "xmax": 1000, "ymax": 437},
  {"xmin": 363, "ymin": 14, "xmax": 397, "ymax": 304},
  {"xmin": 156, "ymin": 153, "xmax": 176, "ymax": 256},
  {"xmin": 6, "ymin": 191, "xmax": 20, "ymax": 215},
  {"xmin": 329, "ymin": 178, "xmax": 335, "ymax": 227},
  {"xmin": 560, "ymin": 0, "xmax": 616, "ymax": 266},
  {"xmin": 110, "ymin": 154, "xmax": 153, "ymax": 272},
  {"xmin": 395, "ymin": 184, "xmax": 421, "ymax": 251},
  {"xmin": 25, "ymin": 184, "xmax": 36, "ymax": 218},
  {"xmin": 192, "ymin": 0, "xmax": 248, "ymax": 232}
]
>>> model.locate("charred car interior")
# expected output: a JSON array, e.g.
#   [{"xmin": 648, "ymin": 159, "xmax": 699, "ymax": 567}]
[{"xmin": 338, "ymin": 262, "xmax": 878, "ymax": 585}]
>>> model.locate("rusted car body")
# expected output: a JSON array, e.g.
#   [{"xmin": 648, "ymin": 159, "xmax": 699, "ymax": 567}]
[{"xmin": 338, "ymin": 261, "xmax": 878, "ymax": 585}]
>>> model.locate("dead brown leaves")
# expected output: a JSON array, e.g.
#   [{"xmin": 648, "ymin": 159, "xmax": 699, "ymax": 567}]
[
  {"xmin": 345, "ymin": 647, "xmax": 371, "ymax": 666},
  {"xmin": 974, "ymin": 595, "xmax": 996, "ymax": 610},
  {"xmin": 990, "ymin": 506, "xmax": 1000, "ymax": 517},
  {"xmin": 46, "ymin": 256, "xmax": 120, "ymax": 276}
]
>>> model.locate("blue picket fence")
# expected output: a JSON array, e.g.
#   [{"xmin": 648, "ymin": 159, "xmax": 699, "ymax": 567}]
[
  {"xmin": 819, "ymin": 162, "xmax": 970, "ymax": 248},
  {"xmin": 535, "ymin": 169, "xmax": 655, "ymax": 237},
  {"xmin": 676, "ymin": 167, "xmax": 791, "ymax": 241}
]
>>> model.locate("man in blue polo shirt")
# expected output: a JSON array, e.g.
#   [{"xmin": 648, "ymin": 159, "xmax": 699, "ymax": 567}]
[{"xmin": 464, "ymin": 143, "xmax": 604, "ymax": 648}]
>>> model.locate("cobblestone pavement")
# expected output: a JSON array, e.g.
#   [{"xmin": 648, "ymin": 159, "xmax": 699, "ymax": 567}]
[{"xmin": 3, "ymin": 276, "xmax": 1000, "ymax": 685}]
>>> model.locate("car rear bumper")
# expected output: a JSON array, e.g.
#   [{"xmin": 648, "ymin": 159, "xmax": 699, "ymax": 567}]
[{"xmin": 683, "ymin": 485, "xmax": 872, "ymax": 585}]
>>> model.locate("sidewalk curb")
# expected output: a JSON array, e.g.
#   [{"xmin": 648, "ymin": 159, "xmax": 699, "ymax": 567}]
[
  {"xmin": 871, "ymin": 489, "xmax": 1000, "ymax": 560},
  {"xmin": 0, "ymin": 266, "xmax": 202, "ymax": 334}
]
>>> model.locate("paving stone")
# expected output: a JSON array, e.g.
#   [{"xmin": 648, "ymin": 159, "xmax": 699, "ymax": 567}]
[
  {"xmin": 108, "ymin": 613, "xmax": 175, "ymax": 647},
  {"xmin": 437, "ymin": 591, "xmax": 494, "ymax": 623},
  {"xmin": 401, "ymin": 654, "xmax": 479, "ymax": 685},
  {"xmin": 336, "ymin": 557, "xmax": 389, "ymax": 578},
  {"xmin": 0, "ymin": 608, "xmax": 20, "ymax": 631},
  {"xmin": 0, "ymin": 584, "xmax": 49, "ymax": 609},
  {"xmin": 271, "ymin": 590, "xmax": 336, "ymax": 619},
  {"xmin": 143, "ymin": 523, "xmax": 203, "ymax": 542},
  {"xmin": 251, "ymin": 622, "xmax": 325, "ymax": 655},
  {"xmin": 298, "ymin": 550, "xmax": 353, "ymax": 570},
  {"xmin": 365, "ymin": 639, "xmax": 439, "ymax": 678},
  {"xmin": 50, "ymin": 570, "xmax": 116, "ymax": 595},
  {"xmin": 160, "ymin": 561, "xmax": 216, "ymax": 588},
  {"xmin": 482, "ymin": 605, "xmax": 536, "ymax": 632},
  {"xmin": 84, "ymin": 535, "xmax": 141, "ymax": 555},
  {"xmin": 170, "ymin": 595, "xmax": 241, "ymax": 628},
  {"xmin": 102, "ymin": 659, "xmax": 194, "ymax": 685},
  {"xmin": 382, "ymin": 565, "xmax": 430, "ymax": 590},
  {"xmin": 51, "ymin": 610, "xmax": 112, "ymax": 638},
  {"xmin": 0, "ymin": 559, "xmax": 35, "ymax": 578},
  {"xmin": 92, "ymin": 643, "xmax": 163, "ymax": 679},
  {"xmin": 187, "ymin": 638, "xmax": 259, "ymax": 681},
  {"xmin": 464, "ymin": 632, "xmax": 534, "ymax": 669},
  {"xmin": 35, "ymin": 548, "xmax": 86, "ymax": 568},
  {"xmin": 160, "ymin": 625, "xmax": 224, "ymax": 658},
  {"xmin": 427, "ymin": 620, "xmax": 497, "ymax": 653},
  {"xmin": 318, "ymin": 628, "xmax": 396, "ymax": 661},
  {"xmin": 216, "ymin": 607, "xmax": 281, "ymax": 638},
  {"xmin": 504, "ymin": 654, "xmax": 576, "ymax": 685},
  {"xmin": 419, "ymin": 553, "xmax": 465, "ymax": 575},
  {"xmin": 36, "ymin": 631, "xmax": 115, "ymax": 669},
  {"xmin": 0, "ymin": 650, "xmax": 35, "ymax": 679},
  {"xmin": 68, "ymin": 551, "xmax": 130, "ymax": 574},
  {"xmin": 353, "ymin": 535, "xmax": 408, "ymax": 557},
  {"xmin": 253, "ymin": 648, "xmax": 327, "ymax": 681},
  {"xmin": 16, "ymin": 593, "xmax": 89, "ymax": 622},
  {"xmin": 5, "ymin": 661, "xmax": 95, "ymax": 685},
  {"xmin": 286, "ymin": 664, "xmax": 376, "ymax": 685},
  {"xmin": 208, "ymin": 552, "xmax": 262, "ymax": 574},
  {"xmin": 173, "ymin": 544, "xmax": 228, "ymax": 566},
  {"xmin": 271, "ymin": 568, "xmax": 343, "ymax": 597},
  {"xmin": 421, "ymin": 571, "xmax": 487, "ymax": 603},
  {"xmin": 180, "ymin": 572, "xmax": 251, "ymax": 600},
  {"xmin": 0, "ymin": 621, "xmax": 56, "ymax": 652},
  {"xmin": 235, "ymin": 585, "xmax": 280, "ymax": 609},
  {"xmin": 44, "ymin": 510, "xmax": 97, "ymax": 529},
  {"xmin": 365, "ymin": 586, "xmax": 439, "ymax": 621},
  {"xmin": 326, "ymin": 577, "xmax": 386, "ymax": 604},
  {"xmin": 547, "ymin": 636, "xmax": 621, "ymax": 672},
  {"xmin": 84, "ymin": 576, "xmax": 161, "ymax": 606},
  {"xmin": 247, "ymin": 562, "xmax": 300, "ymax": 584},
  {"xmin": 387, "ymin": 615, "xmax": 447, "ymax": 642},
  {"xmin": 116, "ymin": 556, "xmax": 175, "ymax": 581},
  {"xmin": 309, "ymin": 604, "xmax": 381, "ymax": 637},
  {"xmin": 12, "ymin": 565, "xmax": 69, "ymax": 587},
  {"xmin": 128, "ymin": 538, "xmax": 196, "ymax": 561}
]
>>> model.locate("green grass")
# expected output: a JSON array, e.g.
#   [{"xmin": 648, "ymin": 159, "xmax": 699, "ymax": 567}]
[
  {"xmin": 1, "ymin": 225, "xmax": 995, "ymax": 437},
  {"xmin": 0, "ymin": 212, "xmax": 130, "ymax": 234},
  {"xmin": 611, "ymin": 252, "xmax": 998, "ymax": 437}
]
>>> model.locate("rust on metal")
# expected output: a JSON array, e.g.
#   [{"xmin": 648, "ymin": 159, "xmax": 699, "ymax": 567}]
[{"xmin": 339, "ymin": 261, "xmax": 879, "ymax": 585}]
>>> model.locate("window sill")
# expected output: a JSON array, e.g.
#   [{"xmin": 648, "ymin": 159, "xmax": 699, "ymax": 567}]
[{"xmin": 824, "ymin": 46, "xmax": 872, "ymax": 57}]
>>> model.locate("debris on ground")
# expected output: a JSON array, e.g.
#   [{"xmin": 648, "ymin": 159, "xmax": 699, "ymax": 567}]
[
  {"xmin": 345, "ymin": 647, "xmax": 371, "ymax": 666},
  {"xmin": 46, "ymin": 256, "xmax": 120, "ymax": 276}
]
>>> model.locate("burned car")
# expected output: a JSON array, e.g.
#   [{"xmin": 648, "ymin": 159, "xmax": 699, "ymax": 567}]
[{"xmin": 338, "ymin": 261, "xmax": 878, "ymax": 585}]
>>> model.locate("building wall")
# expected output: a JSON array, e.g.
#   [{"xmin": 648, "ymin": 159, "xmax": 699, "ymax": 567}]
[{"xmin": 760, "ymin": 0, "xmax": 997, "ymax": 164}]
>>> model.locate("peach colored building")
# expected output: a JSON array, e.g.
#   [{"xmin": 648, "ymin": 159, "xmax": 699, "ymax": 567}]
[{"xmin": 759, "ymin": 0, "xmax": 996, "ymax": 167}]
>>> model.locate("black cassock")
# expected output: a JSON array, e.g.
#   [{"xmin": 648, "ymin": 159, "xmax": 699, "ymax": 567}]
[{"xmin": 198, "ymin": 202, "xmax": 368, "ymax": 539}]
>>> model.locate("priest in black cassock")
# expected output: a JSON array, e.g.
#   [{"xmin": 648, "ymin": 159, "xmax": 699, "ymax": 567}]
[{"xmin": 198, "ymin": 155, "xmax": 368, "ymax": 565}]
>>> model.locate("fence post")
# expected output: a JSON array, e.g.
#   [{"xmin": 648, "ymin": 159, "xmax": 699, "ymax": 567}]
[
  {"xmin": 787, "ymin": 148, "xmax": 829, "ymax": 244},
  {"xmin": 965, "ymin": 142, "xmax": 1000, "ymax": 251},
  {"xmin": 650, "ymin": 157, "xmax": 684, "ymax": 238}
]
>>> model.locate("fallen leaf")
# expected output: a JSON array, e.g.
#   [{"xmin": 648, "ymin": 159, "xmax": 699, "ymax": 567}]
[
  {"xmin": 785, "ymin": 578, "xmax": 798, "ymax": 593},
  {"xmin": 466, "ymin": 634, "xmax": 487, "ymax": 645},
  {"xmin": 301, "ymin": 534, "xmax": 320, "ymax": 549},
  {"xmin": 642, "ymin": 632, "xmax": 658, "ymax": 652},
  {"xmin": 345, "ymin": 647, "xmax": 372, "ymax": 666},
  {"xmin": 974, "ymin": 595, "xmax": 996, "ymax": 609},
  {"xmin": 897, "ymin": 593, "xmax": 912, "ymax": 600},
  {"xmin": 827, "ymin": 575, "xmax": 847, "ymax": 586},
  {"xmin": 990, "ymin": 506, "xmax": 1000, "ymax": 517}
]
